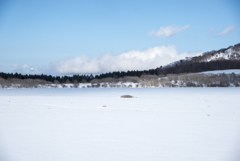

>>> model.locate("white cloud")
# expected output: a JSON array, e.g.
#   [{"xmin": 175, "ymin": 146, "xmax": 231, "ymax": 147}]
[
  {"xmin": 149, "ymin": 25, "xmax": 190, "ymax": 38},
  {"xmin": 10, "ymin": 64, "xmax": 48, "ymax": 75},
  {"xmin": 216, "ymin": 25, "xmax": 236, "ymax": 36},
  {"xmin": 22, "ymin": 64, "xmax": 29, "ymax": 68},
  {"xmin": 11, "ymin": 64, "xmax": 29, "ymax": 68},
  {"xmin": 11, "ymin": 64, "xmax": 20, "ymax": 67},
  {"xmin": 54, "ymin": 45, "xmax": 201, "ymax": 74}
]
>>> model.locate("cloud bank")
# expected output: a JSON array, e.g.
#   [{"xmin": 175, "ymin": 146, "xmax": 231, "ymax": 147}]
[
  {"xmin": 149, "ymin": 25, "xmax": 190, "ymax": 38},
  {"xmin": 216, "ymin": 25, "xmax": 236, "ymax": 36},
  {"xmin": 54, "ymin": 45, "xmax": 201, "ymax": 74},
  {"xmin": 11, "ymin": 64, "xmax": 29, "ymax": 68}
]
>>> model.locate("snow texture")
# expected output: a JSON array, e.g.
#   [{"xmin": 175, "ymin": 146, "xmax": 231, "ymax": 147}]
[
  {"xmin": 0, "ymin": 88, "xmax": 240, "ymax": 161},
  {"xmin": 205, "ymin": 48, "xmax": 240, "ymax": 62},
  {"xmin": 199, "ymin": 69, "xmax": 240, "ymax": 75}
]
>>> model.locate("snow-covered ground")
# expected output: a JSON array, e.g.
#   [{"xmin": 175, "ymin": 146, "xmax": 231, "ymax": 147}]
[
  {"xmin": 0, "ymin": 88, "xmax": 240, "ymax": 161},
  {"xmin": 199, "ymin": 69, "xmax": 240, "ymax": 75}
]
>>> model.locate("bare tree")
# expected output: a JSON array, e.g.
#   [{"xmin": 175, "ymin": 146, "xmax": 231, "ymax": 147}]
[
  {"xmin": 140, "ymin": 74, "xmax": 158, "ymax": 81},
  {"xmin": 81, "ymin": 79, "xmax": 88, "ymax": 83},
  {"xmin": 122, "ymin": 76, "xmax": 140, "ymax": 83},
  {"xmin": 159, "ymin": 78, "xmax": 172, "ymax": 87}
]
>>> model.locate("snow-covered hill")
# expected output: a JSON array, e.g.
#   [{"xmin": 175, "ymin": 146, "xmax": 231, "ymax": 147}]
[
  {"xmin": 160, "ymin": 57, "xmax": 193, "ymax": 69},
  {"xmin": 157, "ymin": 43, "xmax": 240, "ymax": 71},
  {"xmin": 199, "ymin": 43, "xmax": 240, "ymax": 62}
]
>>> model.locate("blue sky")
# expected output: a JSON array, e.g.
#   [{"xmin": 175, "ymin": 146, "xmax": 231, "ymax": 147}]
[{"xmin": 0, "ymin": 0, "xmax": 239, "ymax": 75}]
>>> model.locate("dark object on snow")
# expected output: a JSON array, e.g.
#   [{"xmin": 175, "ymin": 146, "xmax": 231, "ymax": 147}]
[{"xmin": 121, "ymin": 95, "xmax": 134, "ymax": 98}]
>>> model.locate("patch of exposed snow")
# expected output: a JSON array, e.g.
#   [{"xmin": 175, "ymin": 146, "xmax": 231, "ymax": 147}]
[{"xmin": 198, "ymin": 69, "xmax": 240, "ymax": 75}]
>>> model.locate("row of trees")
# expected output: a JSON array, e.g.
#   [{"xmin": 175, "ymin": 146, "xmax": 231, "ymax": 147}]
[
  {"xmin": 1, "ymin": 59, "xmax": 239, "ymax": 85},
  {"xmin": 166, "ymin": 72, "xmax": 239, "ymax": 87},
  {"xmin": 0, "ymin": 69, "xmax": 158, "ymax": 84},
  {"xmin": 1, "ymin": 72, "xmax": 239, "ymax": 88}
]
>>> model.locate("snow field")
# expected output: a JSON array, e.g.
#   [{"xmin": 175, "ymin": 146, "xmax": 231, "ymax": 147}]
[
  {"xmin": 199, "ymin": 69, "xmax": 240, "ymax": 75},
  {"xmin": 0, "ymin": 88, "xmax": 240, "ymax": 161}
]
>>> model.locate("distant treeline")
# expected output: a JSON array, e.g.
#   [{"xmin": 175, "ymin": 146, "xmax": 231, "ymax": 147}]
[
  {"xmin": 1, "ymin": 60, "xmax": 240, "ymax": 84},
  {"xmin": 157, "ymin": 60, "xmax": 240, "ymax": 75},
  {"xmin": 0, "ymin": 69, "xmax": 158, "ymax": 83}
]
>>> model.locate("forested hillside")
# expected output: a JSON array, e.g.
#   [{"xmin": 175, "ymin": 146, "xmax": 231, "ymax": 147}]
[{"xmin": 157, "ymin": 43, "xmax": 240, "ymax": 74}]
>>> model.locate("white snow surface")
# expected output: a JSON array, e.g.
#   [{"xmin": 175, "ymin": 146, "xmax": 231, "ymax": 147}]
[
  {"xmin": 0, "ymin": 88, "xmax": 240, "ymax": 161},
  {"xmin": 198, "ymin": 69, "xmax": 240, "ymax": 75}
]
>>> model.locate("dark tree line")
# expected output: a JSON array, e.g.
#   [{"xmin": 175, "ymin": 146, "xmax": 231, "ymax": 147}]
[
  {"xmin": 0, "ymin": 69, "xmax": 158, "ymax": 83},
  {"xmin": 157, "ymin": 60, "xmax": 240, "ymax": 75},
  {"xmin": 1, "ymin": 59, "xmax": 239, "ymax": 84}
]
